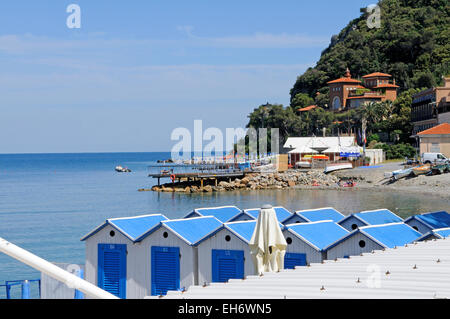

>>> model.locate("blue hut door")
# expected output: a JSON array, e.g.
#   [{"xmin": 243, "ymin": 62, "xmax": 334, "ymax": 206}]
[
  {"xmin": 98, "ymin": 244, "xmax": 127, "ymax": 299},
  {"xmin": 212, "ymin": 249, "xmax": 244, "ymax": 283},
  {"xmin": 151, "ymin": 246, "xmax": 180, "ymax": 296},
  {"xmin": 284, "ymin": 252, "xmax": 307, "ymax": 269}
]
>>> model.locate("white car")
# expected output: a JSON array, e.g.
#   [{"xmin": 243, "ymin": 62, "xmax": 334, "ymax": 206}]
[{"xmin": 421, "ymin": 153, "xmax": 449, "ymax": 164}]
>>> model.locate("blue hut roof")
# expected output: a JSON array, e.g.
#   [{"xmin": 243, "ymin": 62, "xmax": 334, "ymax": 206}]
[
  {"xmin": 326, "ymin": 223, "xmax": 422, "ymax": 250},
  {"xmin": 340, "ymin": 209, "xmax": 402, "ymax": 226},
  {"xmin": 405, "ymin": 211, "xmax": 450, "ymax": 230},
  {"xmin": 418, "ymin": 227, "xmax": 450, "ymax": 241},
  {"xmin": 186, "ymin": 206, "xmax": 242, "ymax": 223},
  {"xmin": 285, "ymin": 221, "xmax": 349, "ymax": 251},
  {"xmin": 355, "ymin": 209, "xmax": 403, "ymax": 225},
  {"xmin": 161, "ymin": 216, "xmax": 223, "ymax": 246},
  {"xmin": 294, "ymin": 207, "xmax": 345, "ymax": 223},
  {"xmin": 244, "ymin": 206, "xmax": 292, "ymax": 222},
  {"xmin": 224, "ymin": 220, "xmax": 257, "ymax": 244},
  {"xmin": 81, "ymin": 214, "xmax": 169, "ymax": 242}
]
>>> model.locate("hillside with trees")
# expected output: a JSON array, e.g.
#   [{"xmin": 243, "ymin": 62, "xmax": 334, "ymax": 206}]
[{"xmin": 245, "ymin": 0, "xmax": 450, "ymax": 158}]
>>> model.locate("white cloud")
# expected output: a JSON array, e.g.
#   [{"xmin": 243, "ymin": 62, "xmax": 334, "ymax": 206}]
[{"xmin": 177, "ymin": 25, "xmax": 328, "ymax": 48}]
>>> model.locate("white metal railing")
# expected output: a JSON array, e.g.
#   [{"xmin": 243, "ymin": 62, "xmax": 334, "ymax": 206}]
[{"xmin": 0, "ymin": 237, "xmax": 118, "ymax": 299}]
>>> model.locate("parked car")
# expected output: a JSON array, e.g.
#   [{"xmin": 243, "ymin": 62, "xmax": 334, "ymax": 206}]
[{"xmin": 421, "ymin": 153, "xmax": 449, "ymax": 164}]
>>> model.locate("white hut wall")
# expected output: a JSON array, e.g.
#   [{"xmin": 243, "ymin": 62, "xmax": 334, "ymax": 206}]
[
  {"xmin": 326, "ymin": 233, "xmax": 384, "ymax": 260},
  {"xmin": 197, "ymin": 228, "xmax": 253, "ymax": 286},
  {"xmin": 84, "ymin": 224, "xmax": 148, "ymax": 299},
  {"xmin": 339, "ymin": 217, "xmax": 367, "ymax": 232},
  {"xmin": 283, "ymin": 230, "xmax": 322, "ymax": 264}
]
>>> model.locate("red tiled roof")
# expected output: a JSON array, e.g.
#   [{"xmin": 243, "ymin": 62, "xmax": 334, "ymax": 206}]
[
  {"xmin": 417, "ymin": 123, "xmax": 450, "ymax": 135},
  {"xmin": 373, "ymin": 84, "xmax": 399, "ymax": 89},
  {"xmin": 363, "ymin": 72, "xmax": 392, "ymax": 78},
  {"xmin": 346, "ymin": 96, "xmax": 384, "ymax": 99},
  {"xmin": 298, "ymin": 105, "xmax": 317, "ymax": 112},
  {"xmin": 327, "ymin": 78, "xmax": 361, "ymax": 84}
]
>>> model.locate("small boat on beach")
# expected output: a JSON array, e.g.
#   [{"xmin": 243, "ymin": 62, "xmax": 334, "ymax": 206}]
[
  {"xmin": 324, "ymin": 162, "xmax": 353, "ymax": 174},
  {"xmin": 389, "ymin": 168, "xmax": 413, "ymax": 181},
  {"xmin": 412, "ymin": 164, "xmax": 431, "ymax": 176},
  {"xmin": 431, "ymin": 162, "xmax": 450, "ymax": 175}
]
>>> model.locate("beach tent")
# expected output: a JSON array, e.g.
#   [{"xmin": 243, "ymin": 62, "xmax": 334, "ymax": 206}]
[
  {"xmin": 325, "ymin": 223, "xmax": 422, "ymax": 260},
  {"xmin": 249, "ymin": 205, "xmax": 287, "ymax": 275},
  {"xmin": 283, "ymin": 220, "xmax": 349, "ymax": 267},
  {"xmin": 404, "ymin": 211, "xmax": 450, "ymax": 234},
  {"xmin": 230, "ymin": 206, "xmax": 292, "ymax": 223},
  {"xmin": 338, "ymin": 209, "xmax": 403, "ymax": 231},
  {"xmin": 282, "ymin": 207, "xmax": 345, "ymax": 224},
  {"xmin": 184, "ymin": 206, "xmax": 242, "ymax": 223},
  {"xmin": 81, "ymin": 214, "xmax": 169, "ymax": 299}
]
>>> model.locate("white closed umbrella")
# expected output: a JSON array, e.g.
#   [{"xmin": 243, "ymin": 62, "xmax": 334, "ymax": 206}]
[{"xmin": 249, "ymin": 204, "xmax": 287, "ymax": 276}]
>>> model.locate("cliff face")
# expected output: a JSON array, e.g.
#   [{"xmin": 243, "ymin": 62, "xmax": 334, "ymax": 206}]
[{"xmin": 290, "ymin": 0, "xmax": 450, "ymax": 102}]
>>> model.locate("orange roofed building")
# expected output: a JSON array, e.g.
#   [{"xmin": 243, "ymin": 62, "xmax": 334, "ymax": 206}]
[
  {"xmin": 414, "ymin": 123, "xmax": 450, "ymax": 157},
  {"xmin": 328, "ymin": 69, "xmax": 399, "ymax": 111}
]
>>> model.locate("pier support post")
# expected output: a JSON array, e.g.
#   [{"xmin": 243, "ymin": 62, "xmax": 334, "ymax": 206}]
[{"xmin": 200, "ymin": 178, "xmax": 204, "ymax": 189}]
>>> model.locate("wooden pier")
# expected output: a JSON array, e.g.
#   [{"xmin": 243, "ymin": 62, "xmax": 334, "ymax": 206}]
[{"xmin": 148, "ymin": 163, "xmax": 247, "ymax": 187}]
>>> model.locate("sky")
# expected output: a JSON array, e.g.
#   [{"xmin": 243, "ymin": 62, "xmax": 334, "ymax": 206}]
[{"xmin": 0, "ymin": 0, "xmax": 376, "ymax": 153}]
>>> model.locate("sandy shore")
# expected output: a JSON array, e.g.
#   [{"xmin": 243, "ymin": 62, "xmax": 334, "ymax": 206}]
[{"xmin": 315, "ymin": 162, "xmax": 450, "ymax": 200}]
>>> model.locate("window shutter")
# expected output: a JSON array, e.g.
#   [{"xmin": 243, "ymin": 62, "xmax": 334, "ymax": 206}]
[
  {"xmin": 212, "ymin": 250, "xmax": 244, "ymax": 283},
  {"xmin": 151, "ymin": 246, "xmax": 180, "ymax": 296},
  {"xmin": 284, "ymin": 252, "xmax": 307, "ymax": 269},
  {"xmin": 98, "ymin": 244, "xmax": 127, "ymax": 298}
]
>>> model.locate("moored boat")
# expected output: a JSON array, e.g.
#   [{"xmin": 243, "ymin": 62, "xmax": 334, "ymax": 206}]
[
  {"xmin": 115, "ymin": 165, "xmax": 131, "ymax": 173},
  {"xmin": 324, "ymin": 162, "xmax": 353, "ymax": 174}
]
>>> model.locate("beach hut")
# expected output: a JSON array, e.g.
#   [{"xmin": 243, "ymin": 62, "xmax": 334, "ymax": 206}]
[
  {"xmin": 338, "ymin": 209, "xmax": 403, "ymax": 231},
  {"xmin": 325, "ymin": 223, "xmax": 422, "ymax": 260},
  {"xmin": 184, "ymin": 206, "xmax": 242, "ymax": 223},
  {"xmin": 144, "ymin": 216, "xmax": 223, "ymax": 296},
  {"xmin": 418, "ymin": 227, "xmax": 450, "ymax": 241},
  {"xmin": 283, "ymin": 221, "xmax": 349, "ymax": 267},
  {"xmin": 196, "ymin": 220, "xmax": 257, "ymax": 286},
  {"xmin": 404, "ymin": 211, "xmax": 450, "ymax": 234},
  {"xmin": 230, "ymin": 206, "xmax": 292, "ymax": 223},
  {"xmin": 282, "ymin": 207, "xmax": 345, "ymax": 225},
  {"xmin": 81, "ymin": 214, "xmax": 169, "ymax": 299}
]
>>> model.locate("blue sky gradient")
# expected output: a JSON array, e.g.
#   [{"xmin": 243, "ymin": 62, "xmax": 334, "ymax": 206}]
[{"xmin": 0, "ymin": 1, "xmax": 375, "ymax": 153}]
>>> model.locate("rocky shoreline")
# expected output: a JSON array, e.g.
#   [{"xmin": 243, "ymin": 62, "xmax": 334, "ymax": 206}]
[
  {"xmin": 145, "ymin": 170, "xmax": 341, "ymax": 193},
  {"xmin": 140, "ymin": 162, "xmax": 450, "ymax": 200}
]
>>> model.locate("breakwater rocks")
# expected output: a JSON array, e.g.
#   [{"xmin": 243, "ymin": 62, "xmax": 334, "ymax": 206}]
[{"xmin": 148, "ymin": 170, "xmax": 341, "ymax": 193}]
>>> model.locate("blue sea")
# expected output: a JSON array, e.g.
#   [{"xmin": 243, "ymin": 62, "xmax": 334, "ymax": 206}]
[{"xmin": 0, "ymin": 152, "xmax": 449, "ymax": 298}]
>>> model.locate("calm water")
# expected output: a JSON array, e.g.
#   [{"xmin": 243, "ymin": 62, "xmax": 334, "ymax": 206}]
[{"xmin": 0, "ymin": 152, "xmax": 449, "ymax": 298}]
